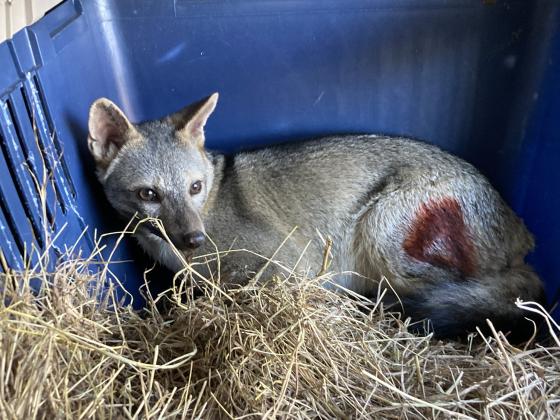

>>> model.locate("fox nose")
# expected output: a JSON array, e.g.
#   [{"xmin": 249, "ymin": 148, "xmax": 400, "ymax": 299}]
[{"xmin": 182, "ymin": 231, "xmax": 205, "ymax": 249}]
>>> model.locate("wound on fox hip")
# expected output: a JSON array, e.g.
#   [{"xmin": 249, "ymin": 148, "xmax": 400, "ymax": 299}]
[{"xmin": 403, "ymin": 197, "xmax": 476, "ymax": 277}]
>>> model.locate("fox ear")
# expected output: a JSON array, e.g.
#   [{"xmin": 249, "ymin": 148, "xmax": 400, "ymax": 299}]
[
  {"xmin": 88, "ymin": 98, "xmax": 135, "ymax": 167},
  {"xmin": 169, "ymin": 93, "xmax": 219, "ymax": 147}
]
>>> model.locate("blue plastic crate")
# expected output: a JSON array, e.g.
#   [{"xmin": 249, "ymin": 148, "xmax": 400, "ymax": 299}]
[{"xmin": 0, "ymin": 0, "xmax": 559, "ymax": 311}]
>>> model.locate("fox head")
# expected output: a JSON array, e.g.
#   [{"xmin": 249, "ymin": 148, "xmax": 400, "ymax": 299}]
[{"xmin": 87, "ymin": 93, "xmax": 219, "ymax": 261}]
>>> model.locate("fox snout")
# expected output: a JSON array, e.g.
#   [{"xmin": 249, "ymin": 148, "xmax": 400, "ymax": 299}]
[
  {"xmin": 143, "ymin": 221, "xmax": 205, "ymax": 251},
  {"xmin": 176, "ymin": 231, "xmax": 206, "ymax": 250}
]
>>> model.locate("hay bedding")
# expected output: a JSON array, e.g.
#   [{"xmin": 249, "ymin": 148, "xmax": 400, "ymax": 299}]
[{"xmin": 0, "ymin": 234, "xmax": 559, "ymax": 420}]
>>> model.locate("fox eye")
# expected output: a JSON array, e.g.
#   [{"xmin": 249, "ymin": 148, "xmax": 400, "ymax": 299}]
[
  {"xmin": 137, "ymin": 188, "xmax": 159, "ymax": 202},
  {"xmin": 190, "ymin": 180, "xmax": 202, "ymax": 195}
]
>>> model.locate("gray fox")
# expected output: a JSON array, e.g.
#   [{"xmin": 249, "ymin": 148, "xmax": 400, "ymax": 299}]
[{"xmin": 87, "ymin": 93, "xmax": 545, "ymax": 341}]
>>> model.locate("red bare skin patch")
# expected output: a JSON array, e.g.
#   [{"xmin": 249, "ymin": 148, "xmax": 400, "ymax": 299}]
[{"xmin": 403, "ymin": 197, "xmax": 476, "ymax": 277}]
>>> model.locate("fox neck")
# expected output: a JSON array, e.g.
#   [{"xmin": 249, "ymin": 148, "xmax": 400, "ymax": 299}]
[{"xmin": 201, "ymin": 152, "xmax": 229, "ymax": 218}]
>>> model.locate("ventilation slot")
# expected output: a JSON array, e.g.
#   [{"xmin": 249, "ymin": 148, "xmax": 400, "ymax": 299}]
[
  {"xmin": 6, "ymin": 100, "xmax": 36, "ymax": 178},
  {"xmin": 0, "ymin": 133, "xmax": 25, "ymax": 256},
  {"xmin": 0, "ymin": 189, "xmax": 25, "ymax": 260},
  {"xmin": 0, "ymin": 111, "xmax": 45, "ymax": 251},
  {"xmin": 32, "ymin": 75, "xmax": 76, "ymax": 199},
  {"xmin": 19, "ymin": 85, "xmax": 59, "ymax": 223}
]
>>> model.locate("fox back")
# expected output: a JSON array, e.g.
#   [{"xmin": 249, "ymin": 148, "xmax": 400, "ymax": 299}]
[{"xmin": 87, "ymin": 94, "xmax": 546, "ymax": 341}]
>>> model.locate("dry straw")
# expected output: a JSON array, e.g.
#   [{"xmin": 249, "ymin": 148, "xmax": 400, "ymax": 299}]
[{"xmin": 0, "ymin": 222, "xmax": 559, "ymax": 419}]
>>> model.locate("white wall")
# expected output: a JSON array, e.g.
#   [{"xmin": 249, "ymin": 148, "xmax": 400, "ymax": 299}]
[{"xmin": 0, "ymin": 0, "xmax": 62, "ymax": 42}]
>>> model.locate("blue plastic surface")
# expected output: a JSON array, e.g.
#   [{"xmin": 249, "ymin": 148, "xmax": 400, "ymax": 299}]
[{"xmin": 0, "ymin": 0, "xmax": 559, "ymax": 310}]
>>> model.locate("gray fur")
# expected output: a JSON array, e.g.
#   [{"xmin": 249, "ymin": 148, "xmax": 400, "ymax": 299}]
[{"xmin": 88, "ymin": 94, "xmax": 545, "ymax": 339}]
